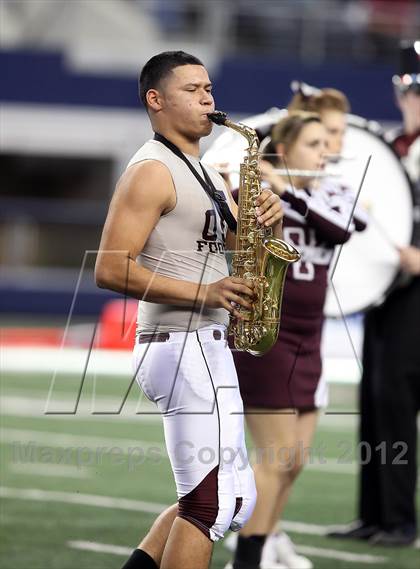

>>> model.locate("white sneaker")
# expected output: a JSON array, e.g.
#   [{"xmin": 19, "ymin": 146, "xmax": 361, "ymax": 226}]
[
  {"xmin": 223, "ymin": 532, "xmax": 238, "ymax": 552},
  {"xmin": 274, "ymin": 532, "xmax": 313, "ymax": 569},
  {"xmin": 261, "ymin": 534, "xmax": 282, "ymax": 565},
  {"xmin": 261, "ymin": 559, "xmax": 287, "ymax": 568}
]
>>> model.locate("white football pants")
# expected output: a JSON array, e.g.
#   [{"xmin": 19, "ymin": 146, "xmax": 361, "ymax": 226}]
[{"xmin": 133, "ymin": 325, "xmax": 256, "ymax": 541}]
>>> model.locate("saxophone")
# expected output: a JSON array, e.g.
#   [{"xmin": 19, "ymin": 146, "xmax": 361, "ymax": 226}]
[{"xmin": 208, "ymin": 111, "xmax": 301, "ymax": 356}]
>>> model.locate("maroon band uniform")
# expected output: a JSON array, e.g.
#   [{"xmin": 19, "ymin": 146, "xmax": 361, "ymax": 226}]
[{"xmin": 233, "ymin": 182, "xmax": 367, "ymax": 410}]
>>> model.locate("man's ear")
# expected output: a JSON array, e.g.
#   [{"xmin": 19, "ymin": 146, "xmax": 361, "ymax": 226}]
[{"xmin": 146, "ymin": 89, "xmax": 163, "ymax": 112}]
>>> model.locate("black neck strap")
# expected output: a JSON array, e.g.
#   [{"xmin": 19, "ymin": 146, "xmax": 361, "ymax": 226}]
[{"xmin": 153, "ymin": 132, "xmax": 237, "ymax": 233}]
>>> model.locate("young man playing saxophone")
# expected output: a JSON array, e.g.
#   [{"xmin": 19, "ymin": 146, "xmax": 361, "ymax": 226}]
[{"xmin": 95, "ymin": 51, "xmax": 284, "ymax": 569}]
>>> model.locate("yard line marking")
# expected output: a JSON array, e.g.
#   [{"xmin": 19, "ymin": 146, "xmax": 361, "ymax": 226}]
[
  {"xmin": 66, "ymin": 540, "xmax": 388, "ymax": 564},
  {"xmin": 67, "ymin": 541, "xmax": 132, "ymax": 556},
  {"xmin": 2, "ymin": 346, "xmax": 133, "ymax": 376},
  {"xmin": 281, "ymin": 521, "xmax": 420, "ymax": 550},
  {"xmin": 9, "ymin": 463, "xmax": 91, "ymax": 479},
  {"xmin": 294, "ymin": 545, "xmax": 387, "ymax": 564},
  {"xmin": 1, "ymin": 427, "xmax": 166, "ymax": 454},
  {"xmin": 281, "ymin": 520, "xmax": 329, "ymax": 535},
  {"xmin": 1, "ymin": 395, "xmax": 358, "ymax": 428},
  {"xmin": 2, "ymin": 346, "xmax": 359, "ymax": 384},
  {"xmin": 0, "ymin": 395, "xmax": 158, "ymax": 421},
  {"xmin": 297, "ymin": 459, "xmax": 356, "ymax": 475},
  {"xmin": 2, "ymin": 487, "xmax": 419, "ymax": 550},
  {"xmin": 0, "ymin": 487, "xmax": 166, "ymax": 514}
]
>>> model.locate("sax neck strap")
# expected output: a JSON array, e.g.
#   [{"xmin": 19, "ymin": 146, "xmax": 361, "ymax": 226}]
[{"xmin": 153, "ymin": 132, "xmax": 237, "ymax": 233}]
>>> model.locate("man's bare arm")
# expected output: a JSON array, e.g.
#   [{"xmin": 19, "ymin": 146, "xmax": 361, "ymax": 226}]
[{"xmin": 95, "ymin": 160, "xmax": 202, "ymax": 305}]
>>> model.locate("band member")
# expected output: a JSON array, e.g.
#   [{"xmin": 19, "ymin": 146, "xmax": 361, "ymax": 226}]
[
  {"xmin": 249, "ymin": 82, "xmax": 368, "ymax": 567},
  {"xmin": 95, "ymin": 51, "xmax": 284, "ymax": 569},
  {"xmin": 328, "ymin": 39, "xmax": 420, "ymax": 547},
  {"xmin": 227, "ymin": 111, "xmax": 367, "ymax": 569},
  {"xmin": 288, "ymin": 82, "xmax": 350, "ymax": 156}
]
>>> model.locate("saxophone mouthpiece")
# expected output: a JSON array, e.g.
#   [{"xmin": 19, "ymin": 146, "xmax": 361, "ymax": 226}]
[{"xmin": 207, "ymin": 111, "xmax": 228, "ymax": 125}]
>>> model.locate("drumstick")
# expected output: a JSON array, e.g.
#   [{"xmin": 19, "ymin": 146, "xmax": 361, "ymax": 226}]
[
  {"xmin": 361, "ymin": 197, "xmax": 399, "ymax": 250},
  {"xmin": 368, "ymin": 213, "xmax": 399, "ymax": 250}
]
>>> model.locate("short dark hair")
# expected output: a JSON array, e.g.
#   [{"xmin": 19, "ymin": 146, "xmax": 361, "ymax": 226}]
[{"xmin": 139, "ymin": 51, "xmax": 204, "ymax": 108}]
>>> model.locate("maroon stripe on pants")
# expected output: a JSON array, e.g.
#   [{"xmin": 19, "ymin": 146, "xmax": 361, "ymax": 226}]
[
  {"xmin": 233, "ymin": 497, "xmax": 243, "ymax": 518},
  {"xmin": 177, "ymin": 465, "xmax": 219, "ymax": 540}
]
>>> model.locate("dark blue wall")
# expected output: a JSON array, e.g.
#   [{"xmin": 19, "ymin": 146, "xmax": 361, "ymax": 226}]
[
  {"xmin": 1, "ymin": 49, "xmax": 400, "ymax": 121},
  {"xmin": 1, "ymin": 49, "xmax": 139, "ymax": 108},
  {"xmin": 215, "ymin": 57, "xmax": 398, "ymax": 121},
  {"xmin": 0, "ymin": 285, "xmax": 119, "ymax": 316}
]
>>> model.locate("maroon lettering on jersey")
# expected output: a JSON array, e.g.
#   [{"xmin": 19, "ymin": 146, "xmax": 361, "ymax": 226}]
[{"xmin": 197, "ymin": 209, "xmax": 226, "ymax": 254}]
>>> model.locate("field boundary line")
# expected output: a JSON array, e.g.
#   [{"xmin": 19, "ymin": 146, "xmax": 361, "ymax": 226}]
[
  {"xmin": 8, "ymin": 463, "xmax": 91, "ymax": 479},
  {"xmin": 67, "ymin": 540, "xmax": 388, "ymax": 564},
  {"xmin": 1, "ymin": 395, "xmax": 160, "ymax": 422},
  {"xmin": 2, "ymin": 486, "xmax": 419, "ymax": 551},
  {"xmin": 1, "ymin": 395, "xmax": 359, "ymax": 427},
  {"xmin": 67, "ymin": 541, "xmax": 132, "ymax": 556},
  {"xmin": 0, "ymin": 486, "xmax": 166, "ymax": 514},
  {"xmin": 1, "ymin": 427, "xmax": 166, "ymax": 453},
  {"xmin": 295, "ymin": 544, "xmax": 387, "ymax": 564},
  {"xmin": 2, "ymin": 346, "xmax": 359, "ymax": 384}
]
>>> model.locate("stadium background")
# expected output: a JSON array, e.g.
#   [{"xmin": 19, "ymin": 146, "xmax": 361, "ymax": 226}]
[{"xmin": 1, "ymin": 1, "xmax": 419, "ymax": 568}]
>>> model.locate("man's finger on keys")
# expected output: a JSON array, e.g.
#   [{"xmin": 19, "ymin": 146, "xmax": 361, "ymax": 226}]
[
  {"xmin": 228, "ymin": 293, "xmax": 252, "ymax": 310},
  {"xmin": 234, "ymin": 283, "xmax": 255, "ymax": 298}
]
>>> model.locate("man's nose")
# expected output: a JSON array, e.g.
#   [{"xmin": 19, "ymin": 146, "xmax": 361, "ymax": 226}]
[{"xmin": 202, "ymin": 91, "xmax": 214, "ymax": 105}]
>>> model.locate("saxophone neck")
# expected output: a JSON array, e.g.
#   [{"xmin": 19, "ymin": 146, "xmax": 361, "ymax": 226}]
[
  {"xmin": 224, "ymin": 119, "xmax": 260, "ymax": 153},
  {"xmin": 207, "ymin": 110, "xmax": 259, "ymax": 153}
]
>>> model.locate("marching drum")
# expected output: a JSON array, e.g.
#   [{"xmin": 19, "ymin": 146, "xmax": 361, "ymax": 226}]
[
  {"xmin": 203, "ymin": 111, "xmax": 414, "ymax": 316},
  {"xmin": 324, "ymin": 115, "xmax": 413, "ymax": 316}
]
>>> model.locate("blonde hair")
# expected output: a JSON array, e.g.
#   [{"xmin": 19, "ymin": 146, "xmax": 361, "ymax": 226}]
[
  {"xmin": 288, "ymin": 88, "xmax": 350, "ymax": 114},
  {"xmin": 270, "ymin": 111, "xmax": 321, "ymax": 152}
]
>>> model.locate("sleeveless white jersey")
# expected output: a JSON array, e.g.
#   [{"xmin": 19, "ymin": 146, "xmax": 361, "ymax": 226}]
[{"xmin": 126, "ymin": 139, "xmax": 230, "ymax": 333}]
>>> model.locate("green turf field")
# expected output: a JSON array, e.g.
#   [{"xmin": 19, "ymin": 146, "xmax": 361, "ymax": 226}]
[{"xmin": 0, "ymin": 370, "xmax": 419, "ymax": 569}]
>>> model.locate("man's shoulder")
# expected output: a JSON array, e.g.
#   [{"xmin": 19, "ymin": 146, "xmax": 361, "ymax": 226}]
[
  {"xmin": 127, "ymin": 139, "xmax": 172, "ymax": 169},
  {"xmin": 123, "ymin": 157, "xmax": 171, "ymax": 184},
  {"xmin": 116, "ymin": 157, "xmax": 175, "ymax": 212}
]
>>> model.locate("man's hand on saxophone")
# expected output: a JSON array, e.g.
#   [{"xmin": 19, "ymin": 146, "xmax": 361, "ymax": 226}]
[
  {"xmin": 200, "ymin": 277, "xmax": 256, "ymax": 320},
  {"xmin": 255, "ymin": 188, "xmax": 284, "ymax": 228}
]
